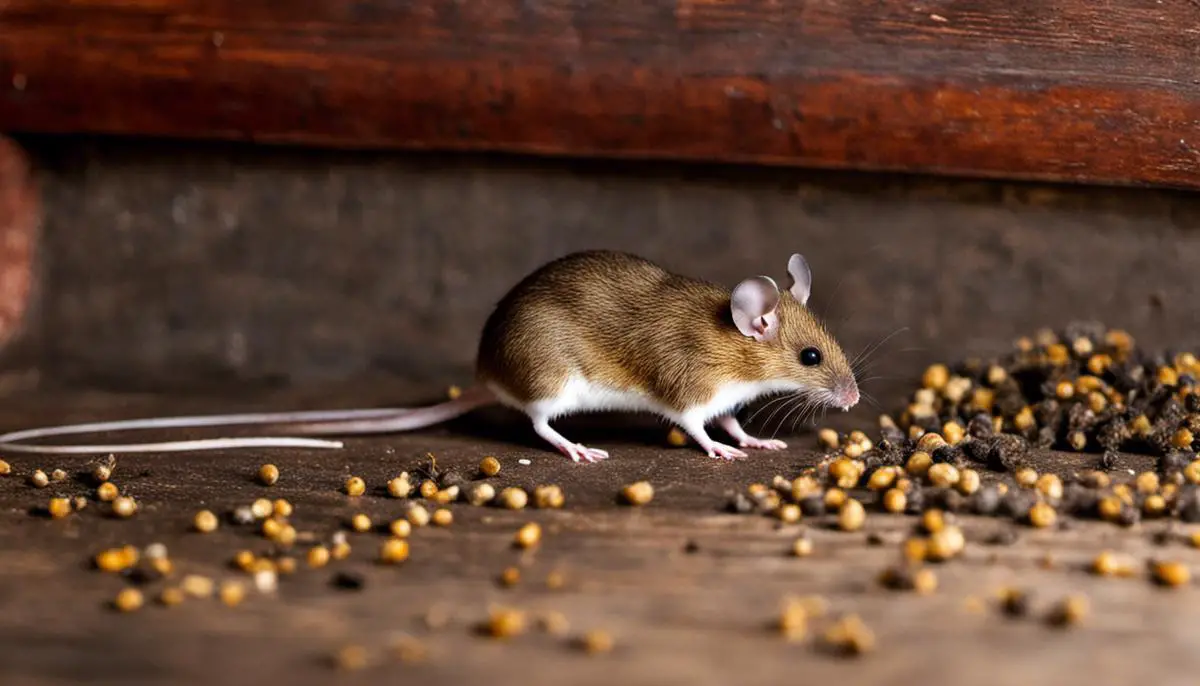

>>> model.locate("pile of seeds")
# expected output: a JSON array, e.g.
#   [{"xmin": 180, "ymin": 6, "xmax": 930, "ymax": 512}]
[{"xmin": 729, "ymin": 322, "xmax": 1200, "ymax": 558}]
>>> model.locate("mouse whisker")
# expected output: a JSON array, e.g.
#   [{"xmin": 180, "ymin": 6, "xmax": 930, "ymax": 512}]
[
  {"xmin": 771, "ymin": 390, "xmax": 822, "ymax": 440},
  {"xmin": 754, "ymin": 391, "xmax": 806, "ymax": 435},
  {"xmin": 850, "ymin": 326, "xmax": 911, "ymax": 370},
  {"xmin": 745, "ymin": 392, "xmax": 800, "ymax": 427}
]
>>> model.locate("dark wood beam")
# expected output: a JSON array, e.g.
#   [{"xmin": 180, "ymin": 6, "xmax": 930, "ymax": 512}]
[{"xmin": 2, "ymin": 1, "xmax": 1199, "ymax": 189}]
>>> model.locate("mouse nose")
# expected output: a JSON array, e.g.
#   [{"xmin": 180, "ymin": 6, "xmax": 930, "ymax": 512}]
[{"xmin": 833, "ymin": 381, "xmax": 860, "ymax": 410}]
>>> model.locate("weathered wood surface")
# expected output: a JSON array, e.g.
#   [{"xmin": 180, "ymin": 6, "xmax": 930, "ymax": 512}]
[
  {"xmin": 0, "ymin": 137, "xmax": 36, "ymax": 351},
  {"xmin": 4, "ymin": 1, "xmax": 1200, "ymax": 188},
  {"xmin": 1, "ymin": 387, "xmax": 1198, "ymax": 686}
]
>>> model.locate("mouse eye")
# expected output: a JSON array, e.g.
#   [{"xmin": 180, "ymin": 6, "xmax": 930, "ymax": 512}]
[{"xmin": 800, "ymin": 347, "xmax": 822, "ymax": 367}]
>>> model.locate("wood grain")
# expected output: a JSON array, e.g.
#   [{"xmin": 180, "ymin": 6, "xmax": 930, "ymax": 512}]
[
  {"xmin": 0, "ymin": 387, "xmax": 1194, "ymax": 686},
  {"xmin": 0, "ymin": 136, "xmax": 37, "ymax": 349},
  {"xmin": 3, "ymin": 1, "xmax": 1200, "ymax": 188}
]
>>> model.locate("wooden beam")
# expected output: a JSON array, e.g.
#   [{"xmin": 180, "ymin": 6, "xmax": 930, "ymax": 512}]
[{"xmin": 2, "ymin": 1, "xmax": 1199, "ymax": 188}]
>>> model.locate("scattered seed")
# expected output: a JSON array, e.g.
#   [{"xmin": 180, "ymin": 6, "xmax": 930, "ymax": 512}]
[
  {"xmin": 387, "ymin": 475, "xmax": 413, "ymax": 498},
  {"xmin": 499, "ymin": 566, "xmax": 521, "ymax": 586},
  {"xmin": 578, "ymin": 629, "xmax": 615, "ymax": 655},
  {"xmin": 778, "ymin": 596, "xmax": 809, "ymax": 641},
  {"xmin": 666, "ymin": 428, "xmax": 687, "ymax": 447},
  {"xmin": 822, "ymin": 614, "xmax": 875, "ymax": 656},
  {"xmin": 113, "ymin": 588, "xmax": 144, "ymax": 613},
  {"xmin": 112, "ymin": 496, "xmax": 137, "ymax": 518},
  {"xmin": 1028, "ymin": 502, "xmax": 1057, "ymax": 528},
  {"xmin": 250, "ymin": 498, "xmax": 273, "ymax": 518},
  {"xmin": 1152, "ymin": 560, "xmax": 1191, "ymax": 587},
  {"xmin": 350, "ymin": 513, "xmax": 372, "ymax": 533},
  {"xmin": 499, "ymin": 487, "xmax": 529, "ymax": 510},
  {"xmin": 514, "ymin": 522, "xmax": 542, "ymax": 548},
  {"xmin": 47, "ymin": 497, "xmax": 71, "ymax": 519},
  {"xmin": 1047, "ymin": 594, "xmax": 1089, "ymax": 627},
  {"xmin": 406, "ymin": 503, "xmax": 431, "ymax": 527},
  {"xmin": 467, "ymin": 482, "xmax": 496, "ymax": 506},
  {"xmin": 345, "ymin": 477, "xmax": 366, "ymax": 497},
  {"xmin": 30, "ymin": 470, "xmax": 49, "ymax": 488},
  {"xmin": 0, "ymin": 459, "xmax": 9, "ymax": 475},
  {"xmin": 792, "ymin": 535, "xmax": 814, "ymax": 557},
  {"xmin": 220, "ymin": 581, "xmax": 247, "ymax": 606},
  {"xmin": 539, "ymin": 611, "xmax": 571, "ymax": 635},
  {"xmin": 193, "ymin": 510, "xmax": 219, "ymax": 533},
  {"xmin": 419, "ymin": 480, "xmax": 439, "ymax": 499},
  {"xmin": 50, "ymin": 468, "xmax": 67, "ymax": 482},
  {"xmin": 927, "ymin": 463, "xmax": 960, "ymax": 488},
  {"xmin": 478, "ymin": 456, "xmax": 502, "ymax": 478},
  {"xmin": 380, "ymin": 538, "xmax": 410, "ymax": 564},
  {"xmin": 838, "ymin": 499, "xmax": 866, "ymax": 531},
  {"xmin": 258, "ymin": 464, "xmax": 279, "ymax": 486},
  {"xmin": 534, "ymin": 484, "xmax": 565, "ymax": 509},
  {"xmin": 432, "ymin": 508, "xmax": 453, "ymax": 526},
  {"xmin": 486, "ymin": 606, "xmax": 527, "ymax": 638},
  {"xmin": 307, "ymin": 546, "xmax": 331, "ymax": 568},
  {"xmin": 621, "ymin": 481, "xmax": 654, "ymax": 506}
]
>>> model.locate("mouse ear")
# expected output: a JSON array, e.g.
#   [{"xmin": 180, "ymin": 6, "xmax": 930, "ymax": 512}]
[
  {"xmin": 786, "ymin": 254, "xmax": 812, "ymax": 305},
  {"xmin": 731, "ymin": 276, "xmax": 781, "ymax": 342}
]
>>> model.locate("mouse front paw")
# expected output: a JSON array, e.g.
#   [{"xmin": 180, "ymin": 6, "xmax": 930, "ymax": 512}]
[
  {"xmin": 739, "ymin": 437, "xmax": 788, "ymax": 451},
  {"xmin": 705, "ymin": 442, "xmax": 748, "ymax": 461}
]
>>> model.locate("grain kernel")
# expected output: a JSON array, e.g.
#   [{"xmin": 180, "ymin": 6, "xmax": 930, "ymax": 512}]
[
  {"xmin": 495, "ymin": 487, "xmax": 526, "ymax": 510},
  {"xmin": 778, "ymin": 596, "xmax": 809, "ymax": 641},
  {"xmin": 579, "ymin": 629, "xmax": 615, "ymax": 655},
  {"xmin": 666, "ymin": 428, "xmax": 687, "ymax": 447},
  {"xmin": 379, "ymin": 538, "xmax": 410, "ymax": 563},
  {"xmin": 956, "ymin": 469, "xmax": 981, "ymax": 495},
  {"xmin": 486, "ymin": 606, "xmax": 527, "ymax": 638},
  {"xmin": 1091, "ymin": 550, "xmax": 1134, "ymax": 577},
  {"xmin": 1136, "ymin": 471, "xmax": 1161, "ymax": 494},
  {"xmin": 822, "ymin": 614, "xmax": 875, "ymax": 656},
  {"xmin": 534, "ymin": 484, "xmax": 565, "ymax": 509},
  {"xmin": 922, "ymin": 509, "xmax": 946, "ymax": 534},
  {"xmin": 922, "ymin": 364, "xmax": 950, "ymax": 390},
  {"xmin": 1173, "ymin": 429, "xmax": 1195, "ymax": 450},
  {"xmin": 30, "ymin": 469, "xmax": 49, "ymax": 488},
  {"xmin": 113, "ymin": 588, "xmax": 144, "ymax": 612},
  {"xmin": 349, "ymin": 513, "xmax": 372, "ymax": 533},
  {"xmin": 906, "ymin": 451, "xmax": 933, "ymax": 477},
  {"xmin": 344, "ymin": 476, "xmax": 366, "ymax": 497},
  {"xmin": 419, "ymin": 480, "xmax": 438, "ymax": 499},
  {"xmin": 514, "ymin": 522, "xmax": 542, "ymax": 548},
  {"xmin": 621, "ymin": 481, "xmax": 654, "ymax": 506},
  {"xmin": 432, "ymin": 508, "xmax": 453, "ymax": 526},
  {"xmin": 776, "ymin": 503, "xmax": 801, "ymax": 523},
  {"xmin": 539, "ymin": 611, "xmax": 571, "ymax": 636},
  {"xmin": 189, "ymin": 509, "xmax": 217, "ymax": 533},
  {"xmin": 1014, "ymin": 467, "xmax": 1038, "ymax": 488},
  {"xmin": 1035, "ymin": 474, "xmax": 1063, "ymax": 500},
  {"xmin": 882, "ymin": 488, "xmax": 907, "ymax": 514},
  {"xmin": 48, "ymin": 497, "xmax": 71, "ymax": 519},
  {"xmin": 792, "ymin": 536, "xmax": 814, "ymax": 557},
  {"xmin": 112, "ymin": 496, "xmax": 137, "ymax": 518},
  {"xmin": 917, "ymin": 433, "xmax": 947, "ymax": 453},
  {"xmin": 824, "ymin": 488, "xmax": 847, "ymax": 509},
  {"xmin": 1048, "ymin": 594, "xmax": 1089, "ymax": 627},
  {"xmin": 942, "ymin": 421, "xmax": 965, "ymax": 445},
  {"xmin": 927, "ymin": 463, "xmax": 960, "ymax": 488},
  {"xmin": 331, "ymin": 541, "xmax": 352, "ymax": 560},
  {"xmin": 250, "ymin": 498, "xmax": 273, "ymax": 519},
  {"xmin": 837, "ymin": 499, "xmax": 866, "ymax": 532},
  {"xmin": 300, "ymin": 544, "xmax": 330, "ymax": 568},
  {"xmin": 258, "ymin": 464, "xmax": 279, "ymax": 486},
  {"xmin": 817, "ymin": 428, "xmax": 840, "ymax": 450},
  {"xmin": 158, "ymin": 587, "xmax": 185, "ymax": 607},
  {"xmin": 867, "ymin": 467, "xmax": 897, "ymax": 491},
  {"xmin": 479, "ymin": 456, "xmax": 502, "ymax": 477},
  {"xmin": 0, "ymin": 459, "xmax": 10, "ymax": 475},
  {"xmin": 387, "ymin": 475, "xmax": 412, "ymax": 498},
  {"xmin": 1028, "ymin": 502, "xmax": 1056, "ymax": 528},
  {"xmin": 1097, "ymin": 495, "xmax": 1123, "ymax": 522},
  {"xmin": 181, "ymin": 574, "xmax": 215, "ymax": 598},
  {"xmin": 499, "ymin": 566, "xmax": 521, "ymax": 586},
  {"xmin": 1152, "ymin": 560, "xmax": 1191, "ymax": 587},
  {"xmin": 926, "ymin": 526, "xmax": 965, "ymax": 561},
  {"xmin": 405, "ymin": 503, "xmax": 431, "ymax": 527}
]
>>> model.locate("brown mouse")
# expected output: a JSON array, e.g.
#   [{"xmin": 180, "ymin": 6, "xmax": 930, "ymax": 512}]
[{"xmin": 0, "ymin": 250, "xmax": 859, "ymax": 461}]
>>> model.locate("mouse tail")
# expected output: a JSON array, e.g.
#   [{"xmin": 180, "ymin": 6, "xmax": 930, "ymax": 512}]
[
  {"xmin": 0, "ymin": 406, "xmax": 417, "ymax": 455},
  {"xmin": 274, "ymin": 386, "xmax": 496, "ymax": 436}
]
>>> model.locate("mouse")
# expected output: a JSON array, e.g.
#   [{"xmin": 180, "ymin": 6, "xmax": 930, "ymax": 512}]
[{"xmin": 0, "ymin": 250, "xmax": 860, "ymax": 462}]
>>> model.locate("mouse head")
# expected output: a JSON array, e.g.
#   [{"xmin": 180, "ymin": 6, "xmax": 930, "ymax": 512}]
[{"xmin": 729, "ymin": 254, "xmax": 860, "ymax": 410}]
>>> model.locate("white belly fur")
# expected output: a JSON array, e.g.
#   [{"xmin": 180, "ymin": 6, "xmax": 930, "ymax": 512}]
[{"xmin": 488, "ymin": 375, "xmax": 804, "ymax": 426}]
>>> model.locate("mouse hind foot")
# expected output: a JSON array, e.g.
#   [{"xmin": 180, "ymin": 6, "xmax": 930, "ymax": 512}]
[{"xmin": 530, "ymin": 418, "xmax": 609, "ymax": 464}]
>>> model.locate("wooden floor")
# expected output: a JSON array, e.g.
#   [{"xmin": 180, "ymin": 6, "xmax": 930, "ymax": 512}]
[{"xmin": 0, "ymin": 386, "xmax": 1196, "ymax": 686}]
